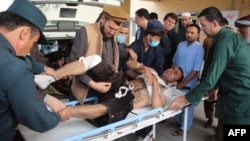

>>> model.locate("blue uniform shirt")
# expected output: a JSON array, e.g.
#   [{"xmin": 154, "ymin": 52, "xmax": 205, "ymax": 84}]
[
  {"xmin": 0, "ymin": 34, "xmax": 60, "ymax": 141},
  {"xmin": 130, "ymin": 40, "xmax": 164, "ymax": 75}
]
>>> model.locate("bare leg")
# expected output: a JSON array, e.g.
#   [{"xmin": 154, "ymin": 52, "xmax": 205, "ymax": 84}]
[
  {"xmin": 34, "ymin": 55, "xmax": 101, "ymax": 90},
  {"xmin": 54, "ymin": 60, "xmax": 85, "ymax": 80},
  {"xmin": 70, "ymin": 104, "xmax": 108, "ymax": 119},
  {"xmin": 71, "ymin": 78, "xmax": 88, "ymax": 105},
  {"xmin": 54, "ymin": 55, "xmax": 101, "ymax": 80}
]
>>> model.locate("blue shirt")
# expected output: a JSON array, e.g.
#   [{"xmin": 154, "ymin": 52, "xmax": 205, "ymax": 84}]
[
  {"xmin": 0, "ymin": 34, "xmax": 60, "ymax": 141},
  {"xmin": 130, "ymin": 40, "xmax": 164, "ymax": 75},
  {"xmin": 173, "ymin": 41, "xmax": 204, "ymax": 89}
]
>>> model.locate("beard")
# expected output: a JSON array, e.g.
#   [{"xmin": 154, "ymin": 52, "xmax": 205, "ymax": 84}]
[
  {"xmin": 245, "ymin": 35, "xmax": 250, "ymax": 44},
  {"xmin": 100, "ymin": 21, "xmax": 113, "ymax": 41}
]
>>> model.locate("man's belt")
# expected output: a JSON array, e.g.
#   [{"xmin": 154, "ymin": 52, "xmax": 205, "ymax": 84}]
[{"xmin": 182, "ymin": 86, "xmax": 191, "ymax": 90}]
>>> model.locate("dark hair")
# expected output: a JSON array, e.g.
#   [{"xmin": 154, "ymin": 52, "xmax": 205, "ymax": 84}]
[
  {"xmin": 186, "ymin": 23, "xmax": 201, "ymax": 33},
  {"xmin": 144, "ymin": 21, "xmax": 164, "ymax": 37},
  {"xmin": 221, "ymin": 17, "xmax": 229, "ymax": 25},
  {"xmin": 135, "ymin": 8, "xmax": 150, "ymax": 20},
  {"xmin": 163, "ymin": 12, "xmax": 178, "ymax": 24},
  {"xmin": 144, "ymin": 29, "xmax": 164, "ymax": 37},
  {"xmin": 150, "ymin": 12, "xmax": 158, "ymax": 20},
  {"xmin": 198, "ymin": 6, "xmax": 225, "ymax": 26},
  {"xmin": 177, "ymin": 67, "xmax": 184, "ymax": 83},
  {"xmin": 0, "ymin": 11, "xmax": 39, "ymax": 37}
]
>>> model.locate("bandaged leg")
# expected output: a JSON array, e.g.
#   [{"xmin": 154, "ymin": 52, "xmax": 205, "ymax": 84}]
[
  {"xmin": 34, "ymin": 55, "xmax": 101, "ymax": 90},
  {"xmin": 54, "ymin": 55, "xmax": 101, "ymax": 80}
]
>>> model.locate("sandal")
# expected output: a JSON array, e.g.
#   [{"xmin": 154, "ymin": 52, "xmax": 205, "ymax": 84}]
[
  {"xmin": 172, "ymin": 128, "xmax": 184, "ymax": 136},
  {"xmin": 167, "ymin": 122, "xmax": 180, "ymax": 128}
]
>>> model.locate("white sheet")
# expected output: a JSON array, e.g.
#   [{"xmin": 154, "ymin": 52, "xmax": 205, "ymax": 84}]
[{"xmin": 18, "ymin": 117, "xmax": 95, "ymax": 141}]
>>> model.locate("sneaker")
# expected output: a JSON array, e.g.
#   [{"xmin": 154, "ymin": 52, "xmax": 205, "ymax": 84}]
[
  {"xmin": 34, "ymin": 74, "xmax": 55, "ymax": 90},
  {"xmin": 78, "ymin": 55, "xmax": 101, "ymax": 71}
]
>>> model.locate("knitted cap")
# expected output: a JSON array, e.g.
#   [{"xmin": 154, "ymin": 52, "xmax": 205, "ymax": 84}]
[{"xmin": 103, "ymin": 6, "xmax": 129, "ymax": 23}]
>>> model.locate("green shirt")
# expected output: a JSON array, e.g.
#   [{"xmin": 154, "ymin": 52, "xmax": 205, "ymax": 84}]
[{"xmin": 186, "ymin": 28, "xmax": 250, "ymax": 124}]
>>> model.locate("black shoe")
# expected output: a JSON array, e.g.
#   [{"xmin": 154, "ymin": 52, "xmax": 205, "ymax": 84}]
[{"xmin": 204, "ymin": 118, "xmax": 213, "ymax": 128}]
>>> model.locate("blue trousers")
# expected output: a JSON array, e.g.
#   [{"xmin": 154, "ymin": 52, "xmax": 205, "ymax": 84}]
[{"xmin": 175, "ymin": 104, "xmax": 194, "ymax": 131}]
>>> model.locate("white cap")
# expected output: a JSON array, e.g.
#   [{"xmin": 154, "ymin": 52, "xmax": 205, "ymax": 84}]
[{"xmin": 181, "ymin": 12, "xmax": 191, "ymax": 17}]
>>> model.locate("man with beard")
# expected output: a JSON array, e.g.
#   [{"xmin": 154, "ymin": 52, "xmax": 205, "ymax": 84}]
[
  {"xmin": 169, "ymin": 7, "xmax": 250, "ymax": 141},
  {"xmin": 65, "ymin": 6, "xmax": 132, "ymax": 126},
  {"xmin": 168, "ymin": 23, "xmax": 204, "ymax": 136},
  {"xmin": 66, "ymin": 6, "xmax": 129, "ymax": 103},
  {"xmin": 235, "ymin": 14, "xmax": 250, "ymax": 45}
]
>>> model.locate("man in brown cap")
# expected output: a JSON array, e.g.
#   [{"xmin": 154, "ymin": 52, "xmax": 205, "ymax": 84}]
[
  {"xmin": 65, "ymin": 6, "xmax": 131, "ymax": 126},
  {"xmin": 235, "ymin": 14, "xmax": 250, "ymax": 44}
]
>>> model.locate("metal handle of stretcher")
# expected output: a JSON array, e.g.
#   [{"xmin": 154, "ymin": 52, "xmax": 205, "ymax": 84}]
[
  {"xmin": 65, "ymin": 97, "xmax": 99, "ymax": 106},
  {"xmin": 61, "ymin": 107, "xmax": 163, "ymax": 141},
  {"xmin": 63, "ymin": 98, "xmax": 190, "ymax": 141}
]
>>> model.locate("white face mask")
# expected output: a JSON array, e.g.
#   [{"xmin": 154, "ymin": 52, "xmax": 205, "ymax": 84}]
[
  {"xmin": 116, "ymin": 33, "xmax": 127, "ymax": 44},
  {"xmin": 148, "ymin": 40, "xmax": 160, "ymax": 47}
]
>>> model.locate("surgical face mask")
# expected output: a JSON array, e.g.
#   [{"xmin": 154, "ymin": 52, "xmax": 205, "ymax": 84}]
[
  {"xmin": 148, "ymin": 40, "xmax": 160, "ymax": 47},
  {"xmin": 116, "ymin": 33, "xmax": 127, "ymax": 44}
]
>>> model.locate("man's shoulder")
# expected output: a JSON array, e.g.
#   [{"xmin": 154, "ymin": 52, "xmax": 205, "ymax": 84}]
[
  {"xmin": 78, "ymin": 23, "xmax": 99, "ymax": 32},
  {"xmin": 0, "ymin": 55, "xmax": 27, "ymax": 83},
  {"xmin": 194, "ymin": 41, "xmax": 204, "ymax": 50},
  {"xmin": 178, "ymin": 40, "xmax": 187, "ymax": 46}
]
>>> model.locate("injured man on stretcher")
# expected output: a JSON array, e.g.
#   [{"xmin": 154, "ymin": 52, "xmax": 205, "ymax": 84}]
[{"xmin": 34, "ymin": 55, "xmax": 184, "ymax": 127}]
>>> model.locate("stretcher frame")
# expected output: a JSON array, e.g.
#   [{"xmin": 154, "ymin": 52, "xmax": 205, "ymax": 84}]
[{"xmin": 18, "ymin": 97, "xmax": 190, "ymax": 141}]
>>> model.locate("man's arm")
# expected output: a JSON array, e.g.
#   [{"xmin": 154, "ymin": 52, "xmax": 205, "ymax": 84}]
[
  {"xmin": 25, "ymin": 55, "xmax": 44, "ymax": 74},
  {"xmin": 176, "ymin": 70, "xmax": 198, "ymax": 89},
  {"xmin": 151, "ymin": 74, "xmax": 167, "ymax": 108},
  {"xmin": 126, "ymin": 60, "xmax": 156, "ymax": 84},
  {"xmin": 9, "ymin": 67, "xmax": 69, "ymax": 132},
  {"xmin": 67, "ymin": 28, "xmax": 93, "ymax": 85}
]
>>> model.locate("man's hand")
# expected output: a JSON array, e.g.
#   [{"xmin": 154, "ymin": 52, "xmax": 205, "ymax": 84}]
[
  {"xmin": 45, "ymin": 95, "xmax": 66, "ymax": 113},
  {"xmin": 168, "ymin": 95, "xmax": 188, "ymax": 111},
  {"xmin": 151, "ymin": 74, "xmax": 158, "ymax": 85},
  {"xmin": 144, "ymin": 67, "xmax": 153, "ymax": 85},
  {"xmin": 176, "ymin": 81, "xmax": 185, "ymax": 89},
  {"xmin": 58, "ymin": 107, "xmax": 71, "ymax": 122},
  {"xmin": 43, "ymin": 66, "xmax": 57, "ymax": 79},
  {"xmin": 57, "ymin": 57, "xmax": 65, "ymax": 68},
  {"xmin": 206, "ymin": 89, "xmax": 218, "ymax": 100},
  {"xmin": 89, "ymin": 81, "xmax": 112, "ymax": 93}
]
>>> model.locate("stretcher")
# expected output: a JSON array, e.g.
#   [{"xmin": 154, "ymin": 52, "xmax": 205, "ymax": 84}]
[{"xmin": 18, "ymin": 90, "xmax": 191, "ymax": 141}]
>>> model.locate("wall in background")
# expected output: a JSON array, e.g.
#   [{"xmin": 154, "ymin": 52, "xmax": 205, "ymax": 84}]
[{"xmin": 121, "ymin": 0, "xmax": 250, "ymax": 43}]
